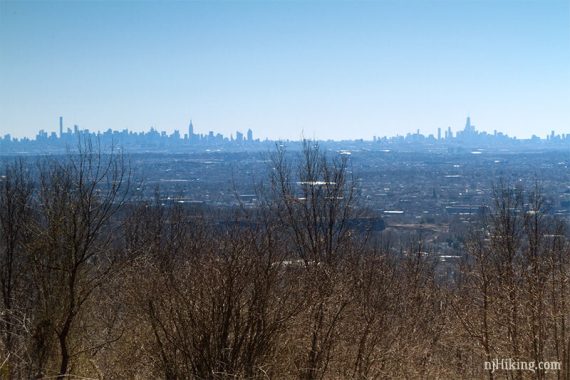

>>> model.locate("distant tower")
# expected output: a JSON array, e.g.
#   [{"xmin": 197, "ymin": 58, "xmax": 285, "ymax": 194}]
[
  {"xmin": 59, "ymin": 116, "xmax": 63, "ymax": 138},
  {"xmin": 464, "ymin": 116, "xmax": 475, "ymax": 134},
  {"xmin": 437, "ymin": 127, "xmax": 441, "ymax": 141},
  {"xmin": 188, "ymin": 120, "xmax": 194, "ymax": 139},
  {"xmin": 247, "ymin": 128, "xmax": 253, "ymax": 142}
]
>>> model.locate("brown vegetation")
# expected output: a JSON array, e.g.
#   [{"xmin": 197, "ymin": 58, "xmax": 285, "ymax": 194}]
[{"xmin": 0, "ymin": 141, "xmax": 569, "ymax": 379}]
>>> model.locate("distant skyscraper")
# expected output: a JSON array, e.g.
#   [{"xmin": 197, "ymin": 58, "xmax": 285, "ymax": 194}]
[
  {"xmin": 188, "ymin": 120, "xmax": 194, "ymax": 139},
  {"xmin": 247, "ymin": 128, "xmax": 253, "ymax": 142},
  {"xmin": 437, "ymin": 127, "xmax": 441, "ymax": 141},
  {"xmin": 236, "ymin": 131, "xmax": 243, "ymax": 142},
  {"xmin": 464, "ymin": 117, "xmax": 475, "ymax": 134},
  {"xmin": 59, "ymin": 116, "xmax": 63, "ymax": 137}
]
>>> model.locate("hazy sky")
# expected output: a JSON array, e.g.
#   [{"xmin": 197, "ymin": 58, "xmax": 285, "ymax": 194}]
[{"xmin": 1, "ymin": 0, "xmax": 569, "ymax": 140}]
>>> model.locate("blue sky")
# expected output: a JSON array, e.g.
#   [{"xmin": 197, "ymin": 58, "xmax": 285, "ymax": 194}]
[{"xmin": 1, "ymin": 0, "xmax": 569, "ymax": 140}]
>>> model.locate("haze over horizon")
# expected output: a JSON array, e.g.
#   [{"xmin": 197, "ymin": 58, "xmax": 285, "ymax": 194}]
[{"xmin": 1, "ymin": 0, "xmax": 569, "ymax": 141}]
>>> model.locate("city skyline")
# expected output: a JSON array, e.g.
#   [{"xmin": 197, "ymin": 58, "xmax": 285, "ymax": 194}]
[
  {"xmin": 1, "ymin": 113, "xmax": 569, "ymax": 142},
  {"xmin": 1, "ymin": 1, "xmax": 569, "ymax": 140},
  {"xmin": 2, "ymin": 115, "xmax": 570, "ymax": 155}
]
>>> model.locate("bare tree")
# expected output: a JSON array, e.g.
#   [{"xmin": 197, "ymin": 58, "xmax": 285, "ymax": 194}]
[
  {"xmin": 270, "ymin": 141, "xmax": 356, "ymax": 265},
  {"xmin": 455, "ymin": 181, "xmax": 570, "ymax": 379},
  {"xmin": 0, "ymin": 159, "xmax": 34, "ymax": 379},
  {"xmin": 269, "ymin": 141, "xmax": 359, "ymax": 379},
  {"xmin": 521, "ymin": 182, "xmax": 549, "ymax": 379},
  {"xmin": 125, "ymin": 197, "xmax": 301, "ymax": 379},
  {"xmin": 546, "ymin": 220, "xmax": 570, "ymax": 380},
  {"xmin": 454, "ymin": 223, "xmax": 498, "ymax": 380},
  {"xmin": 25, "ymin": 139, "xmax": 129, "ymax": 378}
]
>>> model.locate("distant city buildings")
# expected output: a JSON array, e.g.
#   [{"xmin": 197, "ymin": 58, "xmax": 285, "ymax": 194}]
[
  {"xmin": 0, "ymin": 118, "xmax": 266, "ymax": 153},
  {"xmin": 1, "ymin": 116, "xmax": 569, "ymax": 154}
]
